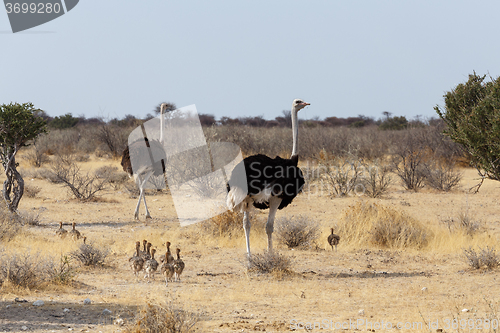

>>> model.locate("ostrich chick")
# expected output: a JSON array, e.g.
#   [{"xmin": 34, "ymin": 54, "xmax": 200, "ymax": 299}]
[
  {"xmin": 144, "ymin": 248, "xmax": 159, "ymax": 280},
  {"xmin": 159, "ymin": 241, "xmax": 175, "ymax": 263},
  {"xmin": 129, "ymin": 241, "xmax": 144, "ymax": 276},
  {"xmin": 160, "ymin": 250, "xmax": 175, "ymax": 286},
  {"xmin": 327, "ymin": 228, "xmax": 340, "ymax": 252},
  {"xmin": 69, "ymin": 222, "xmax": 81, "ymax": 241},
  {"xmin": 55, "ymin": 222, "xmax": 67, "ymax": 238},
  {"xmin": 173, "ymin": 248, "xmax": 185, "ymax": 282}
]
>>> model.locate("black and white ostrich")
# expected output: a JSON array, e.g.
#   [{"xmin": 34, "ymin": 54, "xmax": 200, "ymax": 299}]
[
  {"xmin": 226, "ymin": 99, "xmax": 309, "ymax": 258},
  {"xmin": 121, "ymin": 103, "xmax": 168, "ymax": 220}
]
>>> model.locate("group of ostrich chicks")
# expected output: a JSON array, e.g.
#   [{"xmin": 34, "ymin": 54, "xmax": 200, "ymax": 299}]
[
  {"xmin": 55, "ymin": 222, "xmax": 184, "ymax": 286},
  {"xmin": 55, "ymin": 221, "xmax": 83, "ymax": 242},
  {"xmin": 129, "ymin": 239, "xmax": 184, "ymax": 286},
  {"xmin": 55, "ymin": 222, "xmax": 338, "ymax": 285}
]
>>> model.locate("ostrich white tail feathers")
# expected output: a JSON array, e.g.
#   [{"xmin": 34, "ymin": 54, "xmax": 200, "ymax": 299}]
[{"xmin": 226, "ymin": 186, "xmax": 248, "ymax": 212}]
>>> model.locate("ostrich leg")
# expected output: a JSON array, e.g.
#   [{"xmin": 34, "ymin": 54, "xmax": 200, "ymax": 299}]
[
  {"xmin": 134, "ymin": 171, "xmax": 154, "ymax": 219},
  {"xmin": 243, "ymin": 211, "xmax": 251, "ymax": 258},
  {"xmin": 265, "ymin": 197, "xmax": 282, "ymax": 253}
]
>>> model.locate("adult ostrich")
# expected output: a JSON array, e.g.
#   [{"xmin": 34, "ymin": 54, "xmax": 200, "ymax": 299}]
[
  {"xmin": 227, "ymin": 99, "xmax": 309, "ymax": 258},
  {"xmin": 121, "ymin": 103, "xmax": 168, "ymax": 219}
]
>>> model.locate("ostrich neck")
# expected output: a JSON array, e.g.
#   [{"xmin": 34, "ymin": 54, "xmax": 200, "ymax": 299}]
[
  {"xmin": 160, "ymin": 105, "xmax": 164, "ymax": 143},
  {"xmin": 291, "ymin": 108, "xmax": 299, "ymax": 157}
]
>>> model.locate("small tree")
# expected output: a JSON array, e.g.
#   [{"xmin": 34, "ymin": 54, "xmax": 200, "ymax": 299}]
[
  {"xmin": 0, "ymin": 103, "xmax": 47, "ymax": 212},
  {"xmin": 435, "ymin": 73, "xmax": 500, "ymax": 191}
]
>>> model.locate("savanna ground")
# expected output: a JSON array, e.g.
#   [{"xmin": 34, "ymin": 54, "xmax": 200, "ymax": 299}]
[{"xmin": 1, "ymin": 148, "xmax": 500, "ymax": 332}]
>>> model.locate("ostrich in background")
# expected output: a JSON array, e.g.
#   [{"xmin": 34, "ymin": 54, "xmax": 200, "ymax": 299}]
[
  {"xmin": 227, "ymin": 99, "xmax": 309, "ymax": 258},
  {"xmin": 121, "ymin": 103, "xmax": 169, "ymax": 220}
]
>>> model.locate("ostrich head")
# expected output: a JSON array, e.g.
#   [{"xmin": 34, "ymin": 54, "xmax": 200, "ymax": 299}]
[{"xmin": 292, "ymin": 99, "xmax": 310, "ymax": 112}]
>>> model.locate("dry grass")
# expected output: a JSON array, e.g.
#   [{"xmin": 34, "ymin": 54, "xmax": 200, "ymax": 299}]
[
  {"xmin": 23, "ymin": 183, "xmax": 41, "ymax": 198},
  {"xmin": 0, "ymin": 201, "xmax": 23, "ymax": 241},
  {"xmin": 336, "ymin": 200, "xmax": 431, "ymax": 249},
  {"xmin": 191, "ymin": 209, "xmax": 268, "ymax": 250},
  {"xmin": 0, "ymin": 251, "xmax": 75, "ymax": 290},
  {"xmin": 125, "ymin": 302, "xmax": 200, "ymax": 333}
]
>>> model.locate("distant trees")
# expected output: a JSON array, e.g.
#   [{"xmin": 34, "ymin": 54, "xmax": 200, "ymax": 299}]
[
  {"xmin": 379, "ymin": 115, "xmax": 408, "ymax": 130},
  {"xmin": 198, "ymin": 114, "xmax": 216, "ymax": 126},
  {"xmin": 435, "ymin": 72, "xmax": 500, "ymax": 188},
  {"xmin": 50, "ymin": 113, "xmax": 79, "ymax": 129}
]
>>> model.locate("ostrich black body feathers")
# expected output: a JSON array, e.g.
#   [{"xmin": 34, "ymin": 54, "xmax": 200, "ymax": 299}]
[{"xmin": 227, "ymin": 153, "xmax": 305, "ymax": 210}]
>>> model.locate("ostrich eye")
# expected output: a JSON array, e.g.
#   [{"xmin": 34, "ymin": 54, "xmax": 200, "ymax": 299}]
[{"xmin": 296, "ymin": 100, "xmax": 302, "ymax": 104}]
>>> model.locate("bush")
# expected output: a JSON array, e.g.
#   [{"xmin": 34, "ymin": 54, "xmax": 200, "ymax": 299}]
[
  {"xmin": 0, "ymin": 252, "xmax": 75, "ymax": 288},
  {"xmin": 49, "ymin": 155, "xmax": 109, "ymax": 201},
  {"xmin": 96, "ymin": 123, "xmax": 128, "ymax": 157},
  {"xmin": 463, "ymin": 247, "xmax": 499, "ymax": 270},
  {"xmin": 23, "ymin": 184, "xmax": 41, "ymax": 198},
  {"xmin": 18, "ymin": 210, "xmax": 40, "ymax": 226},
  {"xmin": 70, "ymin": 241, "xmax": 108, "ymax": 266},
  {"xmin": 391, "ymin": 130, "xmax": 429, "ymax": 191},
  {"xmin": 125, "ymin": 303, "xmax": 200, "ymax": 333},
  {"xmin": 44, "ymin": 255, "xmax": 76, "ymax": 284},
  {"xmin": 23, "ymin": 134, "xmax": 51, "ymax": 167},
  {"xmin": 463, "ymin": 247, "xmax": 481, "ymax": 269},
  {"xmin": 423, "ymin": 160, "xmax": 462, "ymax": 191},
  {"xmin": 95, "ymin": 165, "xmax": 128, "ymax": 190},
  {"xmin": 0, "ymin": 202, "xmax": 23, "ymax": 241},
  {"xmin": 275, "ymin": 215, "xmax": 320, "ymax": 249},
  {"xmin": 248, "ymin": 251, "xmax": 293, "ymax": 277},
  {"xmin": 336, "ymin": 201, "xmax": 430, "ymax": 249},
  {"xmin": 0, "ymin": 252, "xmax": 41, "ymax": 288},
  {"xmin": 317, "ymin": 150, "xmax": 362, "ymax": 197},
  {"xmin": 360, "ymin": 160, "xmax": 392, "ymax": 198},
  {"xmin": 20, "ymin": 167, "xmax": 61, "ymax": 183}
]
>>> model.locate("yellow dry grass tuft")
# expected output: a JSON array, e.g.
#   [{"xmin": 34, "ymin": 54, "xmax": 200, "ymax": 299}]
[
  {"xmin": 0, "ymin": 201, "xmax": 23, "ymax": 241},
  {"xmin": 336, "ymin": 200, "xmax": 431, "ymax": 249},
  {"xmin": 124, "ymin": 302, "xmax": 200, "ymax": 333},
  {"xmin": 185, "ymin": 209, "xmax": 268, "ymax": 250}
]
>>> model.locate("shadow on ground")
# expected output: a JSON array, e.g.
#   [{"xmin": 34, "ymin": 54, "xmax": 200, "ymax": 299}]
[{"xmin": 0, "ymin": 300, "xmax": 138, "ymax": 332}]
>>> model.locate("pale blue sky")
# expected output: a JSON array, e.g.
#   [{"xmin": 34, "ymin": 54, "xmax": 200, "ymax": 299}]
[{"xmin": 1, "ymin": 1, "xmax": 499, "ymax": 121}]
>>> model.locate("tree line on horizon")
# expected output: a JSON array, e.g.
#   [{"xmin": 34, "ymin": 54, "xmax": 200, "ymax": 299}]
[{"xmin": 36, "ymin": 105, "xmax": 440, "ymax": 131}]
